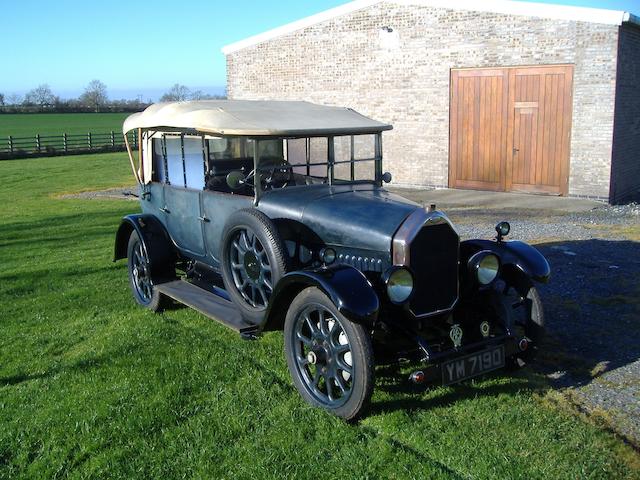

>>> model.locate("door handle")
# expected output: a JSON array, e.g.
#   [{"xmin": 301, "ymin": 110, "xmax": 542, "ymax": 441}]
[
  {"xmin": 513, "ymin": 148, "xmax": 520, "ymax": 153},
  {"xmin": 160, "ymin": 206, "xmax": 170, "ymax": 214},
  {"xmin": 198, "ymin": 216, "xmax": 210, "ymax": 223}
]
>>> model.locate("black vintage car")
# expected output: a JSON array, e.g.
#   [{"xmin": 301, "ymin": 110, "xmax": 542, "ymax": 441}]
[{"xmin": 114, "ymin": 100, "xmax": 549, "ymax": 420}]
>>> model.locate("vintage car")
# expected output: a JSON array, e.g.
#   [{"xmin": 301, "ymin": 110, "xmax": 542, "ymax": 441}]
[{"xmin": 114, "ymin": 100, "xmax": 550, "ymax": 420}]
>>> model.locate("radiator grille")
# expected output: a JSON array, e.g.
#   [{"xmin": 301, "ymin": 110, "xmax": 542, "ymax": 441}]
[{"xmin": 408, "ymin": 222, "xmax": 459, "ymax": 316}]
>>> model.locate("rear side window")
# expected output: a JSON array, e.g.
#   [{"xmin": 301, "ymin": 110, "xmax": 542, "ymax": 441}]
[
  {"xmin": 183, "ymin": 138, "xmax": 206, "ymax": 190},
  {"xmin": 165, "ymin": 138, "xmax": 184, "ymax": 186},
  {"xmin": 151, "ymin": 135, "xmax": 206, "ymax": 189},
  {"xmin": 152, "ymin": 139, "xmax": 167, "ymax": 183}
]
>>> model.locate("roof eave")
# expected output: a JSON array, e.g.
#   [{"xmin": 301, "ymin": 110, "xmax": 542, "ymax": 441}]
[
  {"xmin": 221, "ymin": 0, "xmax": 637, "ymax": 55},
  {"xmin": 622, "ymin": 12, "xmax": 640, "ymax": 27},
  {"xmin": 124, "ymin": 125, "xmax": 393, "ymax": 137}
]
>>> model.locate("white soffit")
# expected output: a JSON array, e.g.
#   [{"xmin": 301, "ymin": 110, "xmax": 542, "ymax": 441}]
[
  {"xmin": 221, "ymin": 0, "xmax": 637, "ymax": 55},
  {"xmin": 222, "ymin": 0, "xmax": 381, "ymax": 55}
]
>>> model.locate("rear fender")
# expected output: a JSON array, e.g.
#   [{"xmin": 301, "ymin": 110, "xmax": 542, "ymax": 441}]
[
  {"xmin": 114, "ymin": 214, "xmax": 176, "ymax": 279},
  {"xmin": 262, "ymin": 264, "xmax": 379, "ymax": 331},
  {"xmin": 461, "ymin": 239, "xmax": 550, "ymax": 283}
]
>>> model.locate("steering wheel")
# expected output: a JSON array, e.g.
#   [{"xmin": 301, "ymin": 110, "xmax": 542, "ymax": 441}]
[{"xmin": 260, "ymin": 157, "xmax": 293, "ymax": 190}]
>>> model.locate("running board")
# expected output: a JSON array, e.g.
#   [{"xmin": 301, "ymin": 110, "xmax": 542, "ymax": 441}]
[{"xmin": 156, "ymin": 280, "xmax": 259, "ymax": 336}]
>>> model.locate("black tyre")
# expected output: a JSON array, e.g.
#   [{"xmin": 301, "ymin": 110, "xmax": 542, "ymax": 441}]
[
  {"xmin": 496, "ymin": 276, "xmax": 545, "ymax": 366},
  {"xmin": 127, "ymin": 231, "xmax": 166, "ymax": 311},
  {"xmin": 220, "ymin": 209, "xmax": 288, "ymax": 324},
  {"xmin": 284, "ymin": 287, "xmax": 374, "ymax": 421}
]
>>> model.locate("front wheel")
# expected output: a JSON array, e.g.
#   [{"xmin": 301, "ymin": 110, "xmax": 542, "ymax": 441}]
[{"xmin": 284, "ymin": 287, "xmax": 374, "ymax": 420}]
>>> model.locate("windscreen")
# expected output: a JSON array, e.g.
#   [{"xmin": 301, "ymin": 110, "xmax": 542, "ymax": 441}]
[{"xmin": 283, "ymin": 134, "xmax": 378, "ymax": 185}]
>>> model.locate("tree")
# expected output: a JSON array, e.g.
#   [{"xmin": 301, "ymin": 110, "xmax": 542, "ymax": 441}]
[
  {"xmin": 24, "ymin": 84, "xmax": 57, "ymax": 108},
  {"xmin": 189, "ymin": 90, "xmax": 207, "ymax": 100},
  {"xmin": 79, "ymin": 79, "xmax": 108, "ymax": 112},
  {"xmin": 0, "ymin": 93, "xmax": 4, "ymax": 106},
  {"xmin": 7, "ymin": 94, "xmax": 22, "ymax": 106},
  {"xmin": 160, "ymin": 84, "xmax": 190, "ymax": 102},
  {"xmin": 189, "ymin": 90, "xmax": 226, "ymax": 100}
]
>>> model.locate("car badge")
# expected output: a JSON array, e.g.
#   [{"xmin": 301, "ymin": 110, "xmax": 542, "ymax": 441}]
[
  {"xmin": 449, "ymin": 324, "xmax": 463, "ymax": 348},
  {"xmin": 480, "ymin": 321, "xmax": 490, "ymax": 338}
]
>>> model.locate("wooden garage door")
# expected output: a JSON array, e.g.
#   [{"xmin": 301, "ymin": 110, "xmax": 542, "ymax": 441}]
[{"xmin": 449, "ymin": 65, "xmax": 573, "ymax": 195}]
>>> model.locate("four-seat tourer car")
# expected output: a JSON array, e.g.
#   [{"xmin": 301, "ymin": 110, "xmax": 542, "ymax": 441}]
[{"xmin": 114, "ymin": 100, "xmax": 550, "ymax": 419}]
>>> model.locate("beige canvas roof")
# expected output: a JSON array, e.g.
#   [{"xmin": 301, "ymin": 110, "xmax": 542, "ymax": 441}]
[{"xmin": 122, "ymin": 100, "xmax": 392, "ymax": 136}]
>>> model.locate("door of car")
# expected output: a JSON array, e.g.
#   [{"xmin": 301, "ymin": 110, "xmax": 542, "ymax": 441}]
[
  {"xmin": 161, "ymin": 136, "xmax": 207, "ymax": 257},
  {"xmin": 140, "ymin": 182, "xmax": 166, "ymax": 221},
  {"xmin": 201, "ymin": 192, "xmax": 252, "ymax": 266}
]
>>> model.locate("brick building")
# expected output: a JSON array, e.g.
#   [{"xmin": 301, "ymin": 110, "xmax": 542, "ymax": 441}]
[{"xmin": 224, "ymin": 0, "xmax": 640, "ymax": 203}]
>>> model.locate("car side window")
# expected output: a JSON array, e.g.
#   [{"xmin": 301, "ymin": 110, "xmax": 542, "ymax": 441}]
[
  {"xmin": 286, "ymin": 138, "xmax": 328, "ymax": 183},
  {"xmin": 165, "ymin": 137, "xmax": 184, "ymax": 186},
  {"xmin": 183, "ymin": 138, "xmax": 205, "ymax": 190},
  {"xmin": 206, "ymin": 138, "xmax": 255, "ymax": 194},
  {"xmin": 151, "ymin": 135, "xmax": 206, "ymax": 189},
  {"xmin": 333, "ymin": 134, "xmax": 377, "ymax": 183},
  {"xmin": 152, "ymin": 138, "xmax": 166, "ymax": 183}
]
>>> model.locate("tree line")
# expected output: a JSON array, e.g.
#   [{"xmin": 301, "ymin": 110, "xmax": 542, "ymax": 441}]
[{"xmin": 0, "ymin": 81, "xmax": 226, "ymax": 114}]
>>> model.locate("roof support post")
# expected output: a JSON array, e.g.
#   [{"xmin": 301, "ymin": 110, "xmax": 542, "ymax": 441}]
[
  {"xmin": 201, "ymin": 135, "xmax": 209, "ymax": 184},
  {"xmin": 350, "ymin": 135, "xmax": 355, "ymax": 181},
  {"xmin": 138, "ymin": 128, "xmax": 143, "ymax": 179},
  {"xmin": 253, "ymin": 139, "xmax": 262, "ymax": 206},
  {"xmin": 180, "ymin": 133, "xmax": 187, "ymax": 188},
  {"xmin": 328, "ymin": 135, "xmax": 335, "ymax": 186},
  {"xmin": 375, "ymin": 132, "xmax": 383, "ymax": 186},
  {"xmin": 161, "ymin": 134, "xmax": 169, "ymax": 185},
  {"xmin": 305, "ymin": 137, "xmax": 310, "ymax": 176},
  {"xmin": 124, "ymin": 132, "xmax": 141, "ymax": 185}
]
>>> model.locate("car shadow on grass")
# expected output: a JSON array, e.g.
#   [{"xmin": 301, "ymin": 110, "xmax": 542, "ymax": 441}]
[{"xmin": 370, "ymin": 368, "xmax": 542, "ymax": 416}]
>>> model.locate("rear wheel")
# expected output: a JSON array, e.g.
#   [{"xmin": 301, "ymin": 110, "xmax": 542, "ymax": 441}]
[
  {"xmin": 127, "ymin": 231, "xmax": 166, "ymax": 311},
  {"xmin": 221, "ymin": 209, "xmax": 287, "ymax": 324},
  {"xmin": 284, "ymin": 287, "xmax": 374, "ymax": 420}
]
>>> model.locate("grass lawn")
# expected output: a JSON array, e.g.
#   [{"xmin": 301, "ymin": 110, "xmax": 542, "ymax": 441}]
[
  {"xmin": 0, "ymin": 153, "xmax": 638, "ymax": 479},
  {"xmin": 0, "ymin": 113, "xmax": 131, "ymax": 138}
]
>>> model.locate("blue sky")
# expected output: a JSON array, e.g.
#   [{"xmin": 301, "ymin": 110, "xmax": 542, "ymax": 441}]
[{"xmin": 1, "ymin": 0, "xmax": 638, "ymax": 101}]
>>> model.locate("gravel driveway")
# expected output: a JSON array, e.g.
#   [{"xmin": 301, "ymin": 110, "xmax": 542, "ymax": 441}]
[{"xmin": 394, "ymin": 188, "xmax": 640, "ymax": 446}]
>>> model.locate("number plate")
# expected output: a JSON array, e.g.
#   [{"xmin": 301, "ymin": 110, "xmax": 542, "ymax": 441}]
[{"xmin": 442, "ymin": 345, "xmax": 505, "ymax": 386}]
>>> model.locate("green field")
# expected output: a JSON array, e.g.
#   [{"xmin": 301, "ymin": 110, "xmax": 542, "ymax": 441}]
[
  {"xmin": 0, "ymin": 153, "xmax": 638, "ymax": 478},
  {"xmin": 0, "ymin": 113, "xmax": 131, "ymax": 138}
]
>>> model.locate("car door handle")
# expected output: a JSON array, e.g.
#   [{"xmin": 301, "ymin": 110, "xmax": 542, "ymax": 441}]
[
  {"xmin": 160, "ymin": 206, "xmax": 170, "ymax": 214},
  {"xmin": 198, "ymin": 216, "xmax": 210, "ymax": 223}
]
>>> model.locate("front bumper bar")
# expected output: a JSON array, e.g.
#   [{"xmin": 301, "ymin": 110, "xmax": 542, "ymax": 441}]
[{"xmin": 417, "ymin": 334, "xmax": 519, "ymax": 364}]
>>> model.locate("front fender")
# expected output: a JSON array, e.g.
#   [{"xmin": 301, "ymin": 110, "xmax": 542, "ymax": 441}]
[
  {"xmin": 262, "ymin": 264, "xmax": 379, "ymax": 331},
  {"xmin": 114, "ymin": 214, "xmax": 176, "ymax": 279},
  {"xmin": 461, "ymin": 239, "xmax": 550, "ymax": 283}
]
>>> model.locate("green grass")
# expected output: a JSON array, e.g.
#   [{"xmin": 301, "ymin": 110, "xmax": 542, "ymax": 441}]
[
  {"xmin": 0, "ymin": 113, "xmax": 131, "ymax": 137},
  {"xmin": 1, "ymin": 153, "xmax": 639, "ymax": 479}
]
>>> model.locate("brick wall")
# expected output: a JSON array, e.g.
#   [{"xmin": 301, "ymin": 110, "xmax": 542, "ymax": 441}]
[
  {"xmin": 227, "ymin": 2, "xmax": 619, "ymax": 198},
  {"xmin": 610, "ymin": 24, "xmax": 640, "ymax": 204}
]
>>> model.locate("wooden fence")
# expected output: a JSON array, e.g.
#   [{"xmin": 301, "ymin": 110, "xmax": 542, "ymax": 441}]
[{"xmin": 0, "ymin": 131, "xmax": 138, "ymax": 159}]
